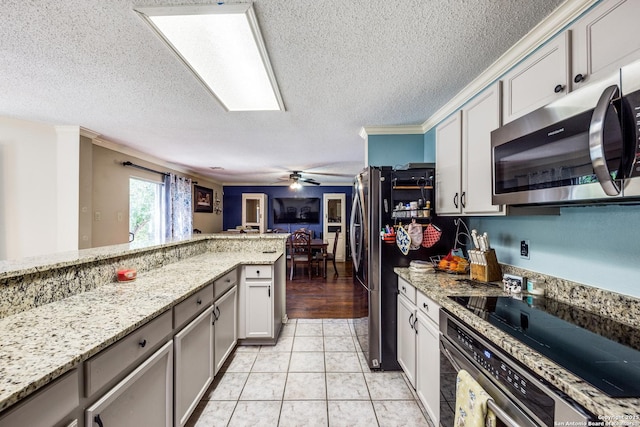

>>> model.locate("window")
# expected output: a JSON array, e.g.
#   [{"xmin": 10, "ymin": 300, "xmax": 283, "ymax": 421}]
[{"xmin": 129, "ymin": 178, "xmax": 165, "ymax": 243}]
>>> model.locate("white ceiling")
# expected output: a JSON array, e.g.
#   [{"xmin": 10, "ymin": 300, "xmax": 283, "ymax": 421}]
[{"xmin": 0, "ymin": 0, "xmax": 565, "ymax": 185}]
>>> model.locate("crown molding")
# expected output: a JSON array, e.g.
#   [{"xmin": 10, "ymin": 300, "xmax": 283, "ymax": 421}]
[
  {"xmin": 421, "ymin": 0, "xmax": 598, "ymax": 132},
  {"xmin": 79, "ymin": 126, "xmax": 100, "ymax": 139},
  {"xmin": 359, "ymin": 125, "xmax": 425, "ymax": 139}
]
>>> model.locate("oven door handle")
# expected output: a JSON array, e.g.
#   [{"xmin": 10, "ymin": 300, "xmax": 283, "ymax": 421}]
[
  {"xmin": 589, "ymin": 84, "xmax": 622, "ymax": 196},
  {"xmin": 487, "ymin": 399, "xmax": 521, "ymax": 427}
]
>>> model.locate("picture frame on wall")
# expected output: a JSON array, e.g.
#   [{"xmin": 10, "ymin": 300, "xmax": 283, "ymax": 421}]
[{"xmin": 194, "ymin": 185, "xmax": 213, "ymax": 213}]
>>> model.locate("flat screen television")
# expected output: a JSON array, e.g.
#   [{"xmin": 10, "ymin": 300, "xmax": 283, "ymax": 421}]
[{"xmin": 273, "ymin": 197, "xmax": 321, "ymax": 224}]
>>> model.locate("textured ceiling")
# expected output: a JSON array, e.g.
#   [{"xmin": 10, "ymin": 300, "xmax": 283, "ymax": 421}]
[{"xmin": 0, "ymin": 0, "xmax": 565, "ymax": 185}]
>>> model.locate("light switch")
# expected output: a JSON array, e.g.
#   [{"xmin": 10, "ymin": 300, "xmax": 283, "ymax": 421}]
[{"xmin": 94, "ymin": 211, "xmax": 101, "ymax": 221}]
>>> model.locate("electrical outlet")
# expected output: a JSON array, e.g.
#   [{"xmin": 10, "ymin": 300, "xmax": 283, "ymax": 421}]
[{"xmin": 520, "ymin": 240, "xmax": 530, "ymax": 259}]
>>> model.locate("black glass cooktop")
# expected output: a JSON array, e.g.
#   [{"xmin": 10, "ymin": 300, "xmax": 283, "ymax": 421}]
[{"xmin": 449, "ymin": 295, "xmax": 640, "ymax": 398}]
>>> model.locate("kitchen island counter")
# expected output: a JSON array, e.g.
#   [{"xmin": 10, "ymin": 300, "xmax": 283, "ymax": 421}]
[
  {"xmin": 395, "ymin": 267, "xmax": 640, "ymax": 423},
  {"xmin": 0, "ymin": 235, "xmax": 285, "ymax": 414}
]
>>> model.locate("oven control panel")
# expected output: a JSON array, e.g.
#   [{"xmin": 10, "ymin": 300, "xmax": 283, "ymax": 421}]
[{"xmin": 448, "ymin": 320, "xmax": 555, "ymax": 425}]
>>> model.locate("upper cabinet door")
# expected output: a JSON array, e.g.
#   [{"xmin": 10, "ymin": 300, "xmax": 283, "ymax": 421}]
[
  {"xmin": 462, "ymin": 82, "xmax": 503, "ymax": 215},
  {"xmin": 502, "ymin": 31, "xmax": 570, "ymax": 124},
  {"xmin": 571, "ymin": 0, "xmax": 640, "ymax": 90},
  {"xmin": 435, "ymin": 111, "xmax": 462, "ymax": 215}
]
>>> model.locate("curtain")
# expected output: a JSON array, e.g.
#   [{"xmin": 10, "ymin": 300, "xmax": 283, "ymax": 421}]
[{"xmin": 164, "ymin": 173, "xmax": 193, "ymax": 239}]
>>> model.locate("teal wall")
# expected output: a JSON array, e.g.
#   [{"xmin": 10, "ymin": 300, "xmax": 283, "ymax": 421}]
[
  {"xmin": 367, "ymin": 134, "xmax": 424, "ymax": 167},
  {"xmin": 423, "ymin": 129, "xmax": 436, "ymax": 162},
  {"xmin": 468, "ymin": 205, "xmax": 640, "ymax": 298}
]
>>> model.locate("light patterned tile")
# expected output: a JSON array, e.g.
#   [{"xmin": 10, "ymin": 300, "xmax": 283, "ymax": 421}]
[
  {"xmin": 283, "ymin": 372, "xmax": 326, "ymax": 400},
  {"xmin": 324, "ymin": 336, "xmax": 356, "ymax": 352},
  {"xmin": 234, "ymin": 345, "xmax": 261, "ymax": 353},
  {"xmin": 322, "ymin": 318, "xmax": 349, "ymax": 324},
  {"xmin": 292, "ymin": 336, "xmax": 324, "ymax": 352},
  {"xmin": 372, "ymin": 400, "xmax": 431, "ymax": 426},
  {"xmin": 326, "ymin": 372, "xmax": 369, "ymax": 400},
  {"xmin": 239, "ymin": 372, "xmax": 287, "ymax": 400},
  {"xmin": 327, "ymin": 400, "xmax": 377, "ymax": 426},
  {"xmin": 324, "ymin": 352, "xmax": 362, "ymax": 373},
  {"xmin": 280, "ymin": 323, "xmax": 297, "ymax": 337},
  {"xmin": 295, "ymin": 318, "xmax": 323, "ymax": 324},
  {"xmin": 251, "ymin": 352, "xmax": 291, "ymax": 373},
  {"xmin": 186, "ymin": 400, "xmax": 236, "ymax": 427},
  {"xmin": 260, "ymin": 336, "xmax": 294, "ymax": 353},
  {"xmin": 205, "ymin": 372, "xmax": 249, "ymax": 401},
  {"xmin": 289, "ymin": 351, "xmax": 325, "ymax": 372},
  {"xmin": 322, "ymin": 323, "xmax": 351, "ymax": 336},
  {"xmin": 278, "ymin": 401, "xmax": 328, "ymax": 427},
  {"xmin": 223, "ymin": 352, "xmax": 257, "ymax": 373},
  {"xmin": 295, "ymin": 323, "xmax": 323, "ymax": 336},
  {"xmin": 364, "ymin": 372, "xmax": 414, "ymax": 400},
  {"xmin": 228, "ymin": 401, "xmax": 281, "ymax": 427}
]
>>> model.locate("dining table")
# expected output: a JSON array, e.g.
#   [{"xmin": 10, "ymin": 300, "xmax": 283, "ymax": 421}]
[{"xmin": 288, "ymin": 238, "xmax": 329, "ymax": 278}]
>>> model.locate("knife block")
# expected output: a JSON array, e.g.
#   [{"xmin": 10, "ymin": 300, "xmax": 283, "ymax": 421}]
[{"xmin": 469, "ymin": 249, "xmax": 502, "ymax": 283}]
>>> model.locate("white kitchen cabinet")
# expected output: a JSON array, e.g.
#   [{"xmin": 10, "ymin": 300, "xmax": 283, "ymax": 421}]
[
  {"xmin": 323, "ymin": 193, "xmax": 346, "ymax": 261},
  {"xmin": 502, "ymin": 31, "xmax": 570, "ymax": 124},
  {"xmin": 0, "ymin": 369, "xmax": 79, "ymax": 427},
  {"xmin": 436, "ymin": 83, "xmax": 502, "ymax": 217},
  {"xmin": 461, "ymin": 82, "xmax": 503, "ymax": 215},
  {"xmin": 239, "ymin": 265, "xmax": 274, "ymax": 340},
  {"xmin": 397, "ymin": 278, "xmax": 417, "ymax": 388},
  {"xmin": 85, "ymin": 341, "xmax": 173, "ymax": 427},
  {"xmin": 416, "ymin": 293, "xmax": 441, "ymax": 427},
  {"xmin": 241, "ymin": 193, "xmax": 268, "ymax": 233},
  {"xmin": 174, "ymin": 307, "xmax": 214, "ymax": 427},
  {"xmin": 435, "ymin": 111, "xmax": 462, "ymax": 215},
  {"xmin": 213, "ymin": 285, "xmax": 237, "ymax": 375},
  {"xmin": 571, "ymin": 0, "xmax": 640, "ymax": 89}
]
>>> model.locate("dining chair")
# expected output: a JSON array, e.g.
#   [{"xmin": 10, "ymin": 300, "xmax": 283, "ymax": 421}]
[
  {"xmin": 288, "ymin": 230, "xmax": 312, "ymax": 280},
  {"xmin": 324, "ymin": 230, "xmax": 340, "ymax": 277}
]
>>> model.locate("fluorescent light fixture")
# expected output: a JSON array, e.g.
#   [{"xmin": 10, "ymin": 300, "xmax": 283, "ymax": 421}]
[{"xmin": 136, "ymin": 3, "xmax": 285, "ymax": 111}]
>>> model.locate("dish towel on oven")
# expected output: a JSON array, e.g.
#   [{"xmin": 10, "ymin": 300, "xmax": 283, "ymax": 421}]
[{"xmin": 454, "ymin": 369, "xmax": 497, "ymax": 427}]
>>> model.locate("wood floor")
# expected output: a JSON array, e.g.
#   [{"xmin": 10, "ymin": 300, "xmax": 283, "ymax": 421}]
[{"xmin": 286, "ymin": 260, "xmax": 366, "ymax": 319}]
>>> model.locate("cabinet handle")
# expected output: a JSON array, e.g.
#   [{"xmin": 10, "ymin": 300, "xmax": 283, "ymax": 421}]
[
  {"xmin": 256, "ymin": 270, "xmax": 260, "ymax": 276},
  {"xmin": 554, "ymin": 84, "xmax": 565, "ymax": 93},
  {"xmin": 453, "ymin": 193, "xmax": 459, "ymax": 209},
  {"xmin": 196, "ymin": 298, "xmax": 202, "ymax": 305},
  {"xmin": 94, "ymin": 415, "xmax": 104, "ymax": 427},
  {"xmin": 401, "ymin": 285, "xmax": 406, "ymax": 292},
  {"xmin": 139, "ymin": 339, "xmax": 147, "ymax": 348},
  {"xmin": 574, "ymin": 73, "xmax": 585, "ymax": 83},
  {"xmin": 215, "ymin": 306, "xmax": 221, "ymax": 319},
  {"xmin": 409, "ymin": 313, "xmax": 414, "ymax": 329},
  {"xmin": 268, "ymin": 287, "xmax": 271, "ymax": 297},
  {"xmin": 414, "ymin": 317, "xmax": 418, "ymax": 335},
  {"xmin": 460, "ymin": 191, "xmax": 466, "ymax": 209},
  {"xmin": 423, "ymin": 302, "xmax": 428, "ymax": 311}
]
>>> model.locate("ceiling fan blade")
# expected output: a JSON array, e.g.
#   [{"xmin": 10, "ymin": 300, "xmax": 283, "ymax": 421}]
[{"xmin": 302, "ymin": 178, "xmax": 321, "ymax": 185}]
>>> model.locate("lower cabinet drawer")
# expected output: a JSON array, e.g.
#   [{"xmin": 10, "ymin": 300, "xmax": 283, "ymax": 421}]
[
  {"xmin": 244, "ymin": 265, "xmax": 272, "ymax": 279},
  {"xmin": 173, "ymin": 283, "xmax": 214, "ymax": 329},
  {"xmin": 214, "ymin": 269, "xmax": 237, "ymax": 299},
  {"xmin": 416, "ymin": 291, "xmax": 440, "ymax": 325},
  {"xmin": 84, "ymin": 310, "xmax": 172, "ymax": 397},
  {"xmin": 0, "ymin": 369, "xmax": 79, "ymax": 427}
]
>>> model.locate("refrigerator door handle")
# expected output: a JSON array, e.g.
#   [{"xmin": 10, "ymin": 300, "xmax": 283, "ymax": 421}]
[{"xmin": 350, "ymin": 190, "xmax": 362, "ymax": 271}]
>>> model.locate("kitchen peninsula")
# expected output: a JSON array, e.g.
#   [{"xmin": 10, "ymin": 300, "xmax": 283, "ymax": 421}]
[{"xmin": 0, "ymin": 234, "xmax": 287, "ymax": 426}]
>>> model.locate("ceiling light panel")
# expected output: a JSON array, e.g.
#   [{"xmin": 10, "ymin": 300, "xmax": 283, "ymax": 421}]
[{"xmin": 136, "ymin": 3, "xmax": 284, "ymax": 111}]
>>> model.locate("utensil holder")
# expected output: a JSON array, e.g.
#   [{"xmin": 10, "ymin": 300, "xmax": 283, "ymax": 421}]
[{"xmin": 468, "ymin": 249, "xmax": 502, "ymax": 282}]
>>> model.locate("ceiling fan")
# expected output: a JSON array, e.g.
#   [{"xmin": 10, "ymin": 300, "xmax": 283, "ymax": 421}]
[{"xmin": 289, "ymin": 171, "xmax": 320, "ymax": 188}]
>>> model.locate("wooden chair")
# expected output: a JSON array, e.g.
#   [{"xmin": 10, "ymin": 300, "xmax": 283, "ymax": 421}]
[
  {"xmin": 288, "ymin": 230, "xmax": 312, "ymax": 280},
  {"xmin": 324, "ymin": 230, "xmax": 340, "ymax": 277}
]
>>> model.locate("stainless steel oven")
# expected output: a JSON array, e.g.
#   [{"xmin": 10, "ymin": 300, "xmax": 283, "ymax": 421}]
[{"xmin": 439, "ymin": 309, "xmax": 594, "ymax": 427}]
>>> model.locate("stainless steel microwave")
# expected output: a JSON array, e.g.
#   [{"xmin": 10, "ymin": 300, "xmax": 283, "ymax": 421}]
[{"xmin": 491, "ymin": 60, "xmax": 640, "ymax": 206}]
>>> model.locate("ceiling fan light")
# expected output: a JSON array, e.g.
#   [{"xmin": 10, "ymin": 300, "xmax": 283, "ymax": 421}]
[{"xmin": 290, "ymin": 180, "xmax": 301, "ymax": 190}]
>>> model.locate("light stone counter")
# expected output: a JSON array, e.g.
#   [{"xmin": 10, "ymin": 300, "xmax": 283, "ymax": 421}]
[
  {"xmin": 395, "ymin": 268, "xmax": 640, "ymax": 424},
  {"xmin": 0, "ymin": 244, "xmax": 282, "ymax": 413}
]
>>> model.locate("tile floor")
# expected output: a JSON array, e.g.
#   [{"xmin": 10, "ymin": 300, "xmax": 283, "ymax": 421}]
[{"xmin": 187, "ymin": 318, "xmax": 433, "ymax": 427}]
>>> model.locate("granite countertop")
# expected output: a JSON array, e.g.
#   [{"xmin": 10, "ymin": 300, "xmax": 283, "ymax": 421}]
[
  {"xmin": 0, "ymin": 250, "xmax": 281, "ymax": 412},
  {"xmin": 395, "ymin": 267, "xmax": 640, "ymax": 422}
]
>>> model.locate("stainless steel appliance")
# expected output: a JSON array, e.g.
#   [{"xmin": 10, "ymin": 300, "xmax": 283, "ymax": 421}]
[
  {"xmin": 491, "ymin": 60, "xmax": 640, "ymax": 206},
  {"xmin": 439, "ymin": 294, "xmax": 640, "ymax": 426},
  {"xmin": 350, "ymin": 165, "xmax": 453, "ymax": 370}
]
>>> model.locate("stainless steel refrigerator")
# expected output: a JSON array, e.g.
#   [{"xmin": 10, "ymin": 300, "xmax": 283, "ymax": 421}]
[{"xmin": 350, "ymin": 165, "xmax": 454, "ymax": 370}]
